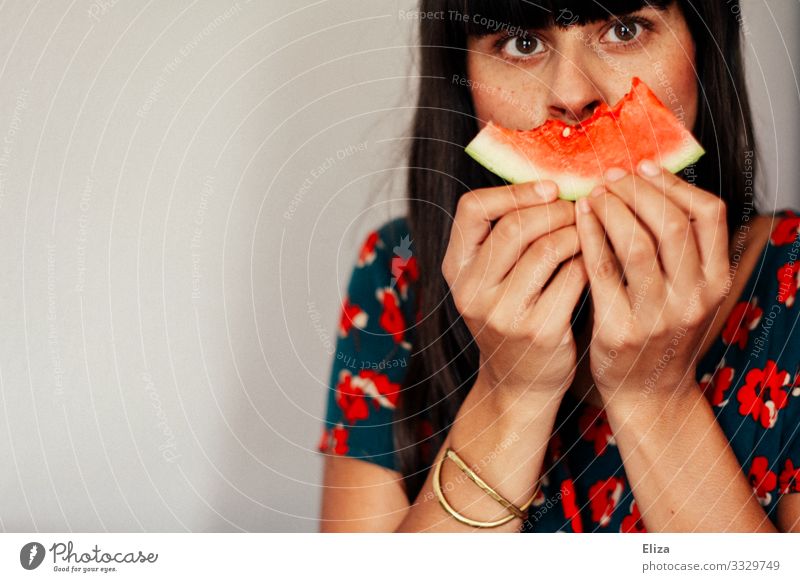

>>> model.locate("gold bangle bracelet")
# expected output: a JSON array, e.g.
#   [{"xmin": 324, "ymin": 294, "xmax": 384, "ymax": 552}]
[
  {"xmin": 433, "ymin": 448, "xmax": 516, "ymax": 528},
  {"xmin": 445, "ymin": 448, "xmax": 530, "ymax": 519},
  {"xmin": 432, "ymin": 447, "xmax": 541, "ymax": 528}
]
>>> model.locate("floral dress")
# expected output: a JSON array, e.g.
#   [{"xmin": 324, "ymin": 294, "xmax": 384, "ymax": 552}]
[{"xmin": 318, "ymin": 209, "xmax": 800, "ymax": 532}]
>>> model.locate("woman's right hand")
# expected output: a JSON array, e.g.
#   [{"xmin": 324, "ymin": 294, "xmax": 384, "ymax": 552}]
[{"xmin": 441, "ymin": 181, "xmax": 589, "ymax": 399}]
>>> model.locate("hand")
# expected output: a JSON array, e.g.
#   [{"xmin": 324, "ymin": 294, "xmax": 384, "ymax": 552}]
[
  {"xmin": 575, "ymin": 160, "xmax": 731, "ymax": 404},
  {"xmin": 442, "ymin": 180, "xmax": 589, "ymax": 400}
]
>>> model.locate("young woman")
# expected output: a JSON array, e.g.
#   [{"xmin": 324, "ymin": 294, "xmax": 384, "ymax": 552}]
[{"xmin": 317, "ymin": 0, "xmax": 800, "ymax": 532}]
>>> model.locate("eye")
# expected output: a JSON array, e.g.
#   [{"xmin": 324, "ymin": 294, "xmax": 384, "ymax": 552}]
[
  {"xmin": 601, "ymin": 17, "xmax": 651, "ymax": 44},
  {"xmin": 499, "ymin": 34, "xmax": 545, "ymax": 59}
]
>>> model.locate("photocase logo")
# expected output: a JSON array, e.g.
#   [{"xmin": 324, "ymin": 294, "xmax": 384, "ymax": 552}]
[
  {"xmin": 20, "ymin": 542, "xmax": 46, "ymax": 570},
  {"xmin": 390, "ymin": 234, "xmax": 413, "ymax": 290}
]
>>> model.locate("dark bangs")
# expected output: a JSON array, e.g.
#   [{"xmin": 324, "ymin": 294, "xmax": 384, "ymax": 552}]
[{"xmin": 452, "ymin": 0, "xmax": 673, "ymax": 36}]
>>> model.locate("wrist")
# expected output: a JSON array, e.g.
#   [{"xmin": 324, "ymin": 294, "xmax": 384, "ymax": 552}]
[
  {"xmin": 599, "ymin": 378, "xmax": 704, "ymax": 418},
  {"xmin": 474, "ymin": 372, "xmax": 566, "ymax": 420}
]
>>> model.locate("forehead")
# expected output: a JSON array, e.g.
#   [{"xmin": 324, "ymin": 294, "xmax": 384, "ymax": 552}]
[{"xmin": 455, "ymin": 0, "xmax": 673, "ymax": 35}]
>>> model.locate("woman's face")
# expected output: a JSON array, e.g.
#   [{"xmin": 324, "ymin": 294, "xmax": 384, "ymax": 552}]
[{"xmin": 465, "ymin": 3, "xmax": 697, "ymax": 132}]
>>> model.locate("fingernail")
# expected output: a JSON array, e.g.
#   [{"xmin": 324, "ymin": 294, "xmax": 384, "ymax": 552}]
[
  {"xmin": 534, "ymin": 181, "xmax": 557, "ymax": 201},
  {"xmin": 589, "ymin": 185, "xmax": 605, "ymax": 198},
  {"xmin": 604, "ymin": 167, "xmax": 627, "ymax": 182},
  {"xmin": 638, "ymin": 159, "xmax": 659, "ymax": 177},
  {"xmin": 577, "ymin": 197, "xmax": 592, "ymax": 214}
]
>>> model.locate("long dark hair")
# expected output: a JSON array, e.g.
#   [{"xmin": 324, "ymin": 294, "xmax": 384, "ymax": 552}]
[{"xmin": 394, "ymin": 0, "xmax": 758, "ymax": 502}]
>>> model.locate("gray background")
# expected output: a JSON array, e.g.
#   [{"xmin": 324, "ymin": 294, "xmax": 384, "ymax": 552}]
[{"xmin": 0, "ymin": 0, "xmax": 797, "ymax": 532}]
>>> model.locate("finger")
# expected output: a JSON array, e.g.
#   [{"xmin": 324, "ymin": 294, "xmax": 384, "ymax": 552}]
[
  {"xmin": 575, "ymin": 197, "xmax": 631, "ymax": 323},
  {"xmin": 499, "ymin": 225, "xmax": 581, "ymax": 316},
  {"xmin": 587, "ymin": 188, "xmax": 665, "ymax": 297},
  {"xmin": 603, "ymin": 168, "xmax": 703, "ymax": 293},
  {"xmin": 635, "ymin": 160, "xmax": 730, "ymax": 282},
  {"xmin": 528, "ymin": 254, "xmax": 590, "ymax": 335},
  {"xmin": 445, "ymin": 181, "xmax": 559, "ymax": 271},
  {"xmin": 473, "ymin": 200, "xmax": 576, "ymax": 286}
]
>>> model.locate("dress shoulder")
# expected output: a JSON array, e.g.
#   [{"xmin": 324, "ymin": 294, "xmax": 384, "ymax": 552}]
[{"xmin": 317, "ymin": 216, "xmax": 419, "ymax": 471}]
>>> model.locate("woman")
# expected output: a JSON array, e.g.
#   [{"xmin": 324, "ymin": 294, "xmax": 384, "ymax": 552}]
[{"xmin": 317, "ymin": 0, "xmax": 800, "ymax": 532}]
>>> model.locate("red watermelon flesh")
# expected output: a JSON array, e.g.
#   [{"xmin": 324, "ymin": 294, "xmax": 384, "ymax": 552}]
[{"xmin": 465, "ymin": 77, "xmax": 705, "ymax": 200}]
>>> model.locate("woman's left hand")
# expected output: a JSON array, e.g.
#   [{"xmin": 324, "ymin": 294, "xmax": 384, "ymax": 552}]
[{"xmin": 575, "ymin": 159, "xmax": 732, "ymax": 404}]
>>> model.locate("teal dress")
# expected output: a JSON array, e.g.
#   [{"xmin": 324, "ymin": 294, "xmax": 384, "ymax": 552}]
[{"xmin": 318, "ymin": 209, "xmax": 800, "ymax": 532}]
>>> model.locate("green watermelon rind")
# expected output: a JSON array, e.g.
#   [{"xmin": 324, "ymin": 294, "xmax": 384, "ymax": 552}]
[
  {"xmin": 660, "ymin": 144, "xmax": 706, "ymax": 175},
  {"xmin": 465, "ymin": 133, "xmax": 594, "ymax": 201},
  {"xmin": 465, "ymin": 130, "xmax": 706, "ymax": 201}
]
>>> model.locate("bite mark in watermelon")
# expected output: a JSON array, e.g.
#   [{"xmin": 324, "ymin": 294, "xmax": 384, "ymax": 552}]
[{"xmin": 465, "ymin": 77, "xmax": 705, "ymax": 201}]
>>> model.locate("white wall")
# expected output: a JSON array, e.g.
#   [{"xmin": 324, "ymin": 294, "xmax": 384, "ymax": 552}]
[
  {"xmin": 0, "ymin": 0, "xmax": 797, "ymax": 532},
  {"xmin": 741, "ymin": 0, "xmax": 800, "ymax": 212}
]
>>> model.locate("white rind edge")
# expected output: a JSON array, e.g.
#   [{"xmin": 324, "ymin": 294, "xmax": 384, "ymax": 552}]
[{"xmin": 465, "ymin": 128, "xmax": 706, "ymax": 201}]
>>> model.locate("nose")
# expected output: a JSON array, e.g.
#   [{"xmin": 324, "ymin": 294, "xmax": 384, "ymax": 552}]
[{"xmin": 545, "ymin": 56, "xmax": 603, "ymax": 124}]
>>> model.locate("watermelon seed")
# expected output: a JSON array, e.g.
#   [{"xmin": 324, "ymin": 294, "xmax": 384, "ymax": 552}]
[{"xmin": 562, "ymin": 127, "xmax": 571, "ymax": 138}]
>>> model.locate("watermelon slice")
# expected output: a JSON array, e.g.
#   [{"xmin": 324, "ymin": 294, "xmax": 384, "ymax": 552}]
[{"xmin": 465, "ymin": 77, "xmax": 705, "ymax": 200}]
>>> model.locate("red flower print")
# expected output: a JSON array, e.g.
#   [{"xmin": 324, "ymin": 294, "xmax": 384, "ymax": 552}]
[
  {"xmin": 335, "ymin": 369, "xmax": 401, "ymax": 424},
  {"xmin": 578, "ymin": 405, "xmax": 616, "ymax": 456},
  {"xmin": 358, "ymin": 369, "xmax": 401, "ymax": 409},
  {"xmin": 357, "ymin": 231, "xmax": 383, "ymax": 267},
  {"xmin": 770, "ymin": 210, "xmax": 800, "ymax": 246},
  {"xmin": 722, "ymin": 299, "xmax": 763, "ymax": 349},
  {"xmin": 318, "ymin": 424, "xmax": 349, "ymax": 455},
  {"xmin": 338, "ymin": 297, "xmax": 368, "ymax": 338},
  {"xmin": 748, "ymin": 456, "xmax": 777, "ymax": 506},
  {"xmin": 779, "ymin": 459, "xmax": 800, "ymax": 494},
  {"xmin": 560, "ymin": 479, "xmax": 583, "ymax": 533},
  {"xmin": 736, "ymin": 360, "xmax": 791, "ymax": 429},
  {"xmin": 699, "ymin": 359, "xmax": 736, "ymax": 407},
  {"xmin": 376, "ymin": 287, "xmax": 412, "ymax": 350},
  {"xmin": 620, "ymin": 500, "xmax": 647, "ymax": 533},
  {"xmin": 588, "ymin": 477, "xmax": 625, "ymax": 527},
  {"xmin": 777, "ymin": 261, "xmax": 800, "ymax": 308},
  {"xmin": 391, "ymin": 255, "xmax": 419, "ymax": 301},
  {"xmin": 335, "ymin": 371, "xmax": 370, "ymax": 423}
]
